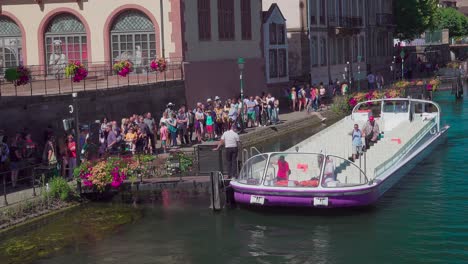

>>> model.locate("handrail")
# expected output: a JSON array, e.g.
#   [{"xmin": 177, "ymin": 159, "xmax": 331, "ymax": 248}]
[
  {"xmin": 241, "ymin": 148, "xmax": 249, "ymax": 164},
  {"xmin": 325, "ymin": 155, "xmax": 369, "ymax": 186},
  {"xmin": 374, "ymin": 120, "xmax": 436, "ymax": 177},
  {"xmin": 250, "ymin": 147, "xmax": 261, "ymax": 157}
]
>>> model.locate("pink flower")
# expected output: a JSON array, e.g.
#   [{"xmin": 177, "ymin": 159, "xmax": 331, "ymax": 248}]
[
  {"xmin": 83, "ymin": 180, "xmax": 93, "ymax": 187},
  {"xmin": 349, "ymin": 97, "xmax": 358, "ymax": 107}
]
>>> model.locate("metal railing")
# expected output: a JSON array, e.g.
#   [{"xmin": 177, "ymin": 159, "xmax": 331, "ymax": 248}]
[
  {"xmin": 1, "ymin": 163, "xmax": 57, "ymax": 207},
  {"xmin": 373, "ymin": 120, "xmax": 436, "ymax": 178},
  {"xmin": 0, "ymin": 59, "xmax": 184, "ymax": 97}
]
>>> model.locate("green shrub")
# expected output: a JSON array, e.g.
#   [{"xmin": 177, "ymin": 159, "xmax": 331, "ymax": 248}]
[
  {"xmin": 331, "ymin": 95, "xmax": 352, "ymax": 115},
  {"xmin": 48, "ymin": 177, "xmax": 73, "ymax": 201}
]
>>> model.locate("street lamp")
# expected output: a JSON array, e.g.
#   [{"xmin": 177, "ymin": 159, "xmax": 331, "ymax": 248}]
[
  {"xmin": 391, "ymin": 56, "xmax": 396, "ymax": 82},
  {"xmin": 72, "ymin": 92, "xmax": 81, "ymax": 194},
  {"xmin": 237, "ymin": 58, "xmax": 245, "ymax": 133},
  {"xmin": 357, "ymin": 56, "xmax": 362, "ymax": 92},
  {"xmin": 346, "ymin": 61, "xmax": 351, "ymax": 90},
  {"xmin": 400, "ymin": 50, "xmax": 405, "ymax": 80}
]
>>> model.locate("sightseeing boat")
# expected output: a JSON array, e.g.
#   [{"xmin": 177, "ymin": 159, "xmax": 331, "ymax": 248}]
[{"xmin": 230, "ymin": 98, "xmax": 449, "ymax": 208}]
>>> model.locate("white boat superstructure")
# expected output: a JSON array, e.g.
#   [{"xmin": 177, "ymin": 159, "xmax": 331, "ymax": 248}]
[{"xmin": 287, "ymin": 98, "xmax": 441, "ymax": 185}]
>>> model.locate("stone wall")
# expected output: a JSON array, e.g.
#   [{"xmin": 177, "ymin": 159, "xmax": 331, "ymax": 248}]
[{"xmin": 0, "ymin": 81, "xmax": 186, "ymax": 143}]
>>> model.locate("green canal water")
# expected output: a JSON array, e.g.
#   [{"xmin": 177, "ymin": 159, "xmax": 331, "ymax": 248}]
[{"xmin": 1, "ymin": 91, "xmax": 467, "ymax": 264}]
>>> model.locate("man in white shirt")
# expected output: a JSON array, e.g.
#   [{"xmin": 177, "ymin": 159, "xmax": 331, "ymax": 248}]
[{"xmin": 213, "ymin": 126, "xmax": 240, "ymax": 178}]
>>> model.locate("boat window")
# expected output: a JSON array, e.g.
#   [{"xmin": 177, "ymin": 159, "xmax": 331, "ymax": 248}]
[
  {"xmin": 383, "ymin": 100, "xmax": 409, "ymax": 113},
  {"xmin": 322, "ymin": 156, "xmax": 368, "ymax": 188},
  {"xmin": 263, "ymin": 153, "xmax": 324, "ymax": 188},
  {"xmin": 355, "ymin": 103, "xmax": 382, "ymax": 118},
  {"xmin": 238, "ymin": 154, "xmax": 269, "ymax": 185}
]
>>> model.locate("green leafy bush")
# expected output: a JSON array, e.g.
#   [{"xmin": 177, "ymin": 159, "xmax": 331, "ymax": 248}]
[{"xmin": 48, "ymin": 177, "xmax": 73, "ymax": 201}]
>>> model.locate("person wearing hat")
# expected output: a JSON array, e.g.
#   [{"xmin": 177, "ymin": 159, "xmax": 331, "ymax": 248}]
[{"xmin": 362, "ymin": 116, "xmax": 380, "ymax": 148}]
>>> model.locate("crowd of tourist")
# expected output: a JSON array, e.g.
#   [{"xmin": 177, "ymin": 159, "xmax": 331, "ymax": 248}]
[
  {"xmin": 0, "ymin": 79, "xmax": 343, "ymax": 188},
  {"xmin": 0, "ymin": 90, "xmax": 288, "ymax": 187}
]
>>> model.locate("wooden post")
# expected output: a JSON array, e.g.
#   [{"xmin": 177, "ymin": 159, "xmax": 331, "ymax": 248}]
[{"xmin": 210, "ymin": 172, "xmax": 222, "ymax": 211}]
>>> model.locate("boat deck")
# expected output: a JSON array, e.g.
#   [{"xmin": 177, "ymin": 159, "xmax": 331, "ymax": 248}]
[{"xmin": 287, "ymin": 115, "xmax": 436, "ymax": 185}]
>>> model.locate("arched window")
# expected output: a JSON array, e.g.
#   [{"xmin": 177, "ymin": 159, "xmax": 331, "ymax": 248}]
[
  {"xmin": 45, "ymin": 14, "xmax": 87, "ymax": 74},
  {"xmin": 110, "ymin": 10, "xmax": 156, "ymax": 70},
  {"xmin": 0, "ymin": 16, "xmax": 23, "ymax": 70}
]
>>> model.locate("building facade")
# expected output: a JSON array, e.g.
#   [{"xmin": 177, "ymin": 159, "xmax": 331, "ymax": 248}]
[
  {"xmin": 0, "ymin": 0, "xmax": 265, "ymax": 105},
  {"xmin": 263, "ymin": 0, "xmax": 396, "ymax": 87}
]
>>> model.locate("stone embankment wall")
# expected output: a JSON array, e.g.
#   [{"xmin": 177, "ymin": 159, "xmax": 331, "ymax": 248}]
[{"xmin": 0, "ymin": 81, "xmax": 185, "ymax": 141}]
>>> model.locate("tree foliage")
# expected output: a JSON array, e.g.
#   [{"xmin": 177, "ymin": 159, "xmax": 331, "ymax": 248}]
[
  {"xmin": 435, "ymin": 7, "xmax": 468, "ymax": 38},
  {"xmin": 394, "ymin": 0, "xmax": 438, "ymax": 40}
]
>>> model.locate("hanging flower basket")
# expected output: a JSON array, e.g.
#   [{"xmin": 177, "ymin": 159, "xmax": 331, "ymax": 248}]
[
  {"xmin": 113, "ymin": 60, "xmax": 132, "ymax": 77},
  {"xmin": 65, "ymin": 61, "xmax": 88, "ymax": 82},
  {"xmin": 150, "ymin": 57, "xmax": 168, "ymax": 72},
  {"xmin": 4, "ymin": 65, "xmax": 30, "ymax": 86}
]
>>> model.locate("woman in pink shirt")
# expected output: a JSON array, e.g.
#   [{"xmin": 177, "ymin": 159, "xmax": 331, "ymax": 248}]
[
  {"xmin": 276, "ymin": 156, "xmax": 290, "ymax": 181},
  {"xmin": 159, "ymin": 123, "xmax": 169, "ymax": 153}
]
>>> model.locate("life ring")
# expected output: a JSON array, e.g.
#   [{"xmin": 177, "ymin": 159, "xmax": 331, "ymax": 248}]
[{"xmin": 430, "ymin": 127, "xmax": 437, "ymax": 135}]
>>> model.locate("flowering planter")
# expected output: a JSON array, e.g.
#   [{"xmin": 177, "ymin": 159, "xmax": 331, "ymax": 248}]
[
  {"xmin": 113, "ymin": 61, "xmax": 132, "ymax": 77},
  {"xmin": 65, "ymin": 61, "xmax": 88, "ymax": 82},
  {"xmin": 150, "ymin": 58, "xmax": 167, "ymax": 72},
  {"xmin": 4, "ymin": 65, "xmax": 30, "ymax": 86}
]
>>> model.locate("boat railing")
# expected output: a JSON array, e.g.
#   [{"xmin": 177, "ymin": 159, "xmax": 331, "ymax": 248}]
[
  {"xmin": 250, "ymin": 147, "xmax": 261, "ymax": 157},
  {"xmin": 374, "ymin": 119, "xmax": 437, "ymax": 178}
]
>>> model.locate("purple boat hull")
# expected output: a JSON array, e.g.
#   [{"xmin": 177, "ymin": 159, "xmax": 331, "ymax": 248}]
[
  {"xmin": 234, "ymin": 189, "xmax": 378, "ymax": 208},
  {"xmin": 232, "ymin": 127, "xmax": 448, "ymax": 208}
]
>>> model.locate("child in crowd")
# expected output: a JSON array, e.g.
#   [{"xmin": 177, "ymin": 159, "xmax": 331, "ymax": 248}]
[
  {"xmin": 205, "ymin": 110, "xmax": 214, "ymax": 141},
  {"xmin": 125, "ymin": 127, "xmax": 137, "ymax": 154},
  {"xmin": 159, "ymin": 123, "xmax": 169, "ymax": 153}
]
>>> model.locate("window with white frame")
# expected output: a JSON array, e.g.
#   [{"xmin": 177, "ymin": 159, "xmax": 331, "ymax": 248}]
[
  {"xmin": 320, "ymin": 37, "xmax": 327, "ymax": 66},
  {"xmin": 268, "ymin": 20, "xmax": 287, "ymax": 80},
  {"xmin": 353, "ymin": 36, "xmax": 358, "ymax": 62},
  {"xmin": 337, "ymin": 37, "xmax": 343, "ymax": 64},
  {"xmin": 311, "ymin": 36, "xmax": 318, "ymax": 66},
  {"xmin": 0, "ymin": 16, "xmax": 22, "ymax": 71},
  {"xmin": 359, "ymin": 35, "xmax": 365, "ymax": 61},
  {"xmin": 330, "ymin": 37, "xmax": 336, "ymax": 65},
  {"xmin": 110, "ymin": 10, "xmax": 156, "ymax": 71},
  {"xmin": 45, "ymin": 14, "xmax": 87, "ymax": 75}
]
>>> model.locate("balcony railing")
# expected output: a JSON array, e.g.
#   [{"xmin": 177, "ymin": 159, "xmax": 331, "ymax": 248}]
[
  {"xmin": 0, "ymin": 59, "xmax": 184, "ymax": 97},
  {"xmin": 376, "ymin": 13, "xmax": 395, "ymax": 26},
  {"xmin": 328, "ymin": 16, "xmax": 363, "ymax": 28}
]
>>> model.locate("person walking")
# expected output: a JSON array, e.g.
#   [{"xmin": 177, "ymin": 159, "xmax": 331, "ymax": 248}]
[
  {"xmin": 376, "ymin": 72, "xmax": 385, "ymax": 91},
  {"xmin": 213, "ymin": 125, "xmax": 240, "ymax": 178},
  {"xmin": 367, "ymin": 72, "xmax": 376, "ymax": 90},
  {"xmin": 350, "ymin": 124, "xmax": 363, "ymax": 161},
  {"xmin": 66, "ymin": 134, "xmax": 77, "ymax": 180}
]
